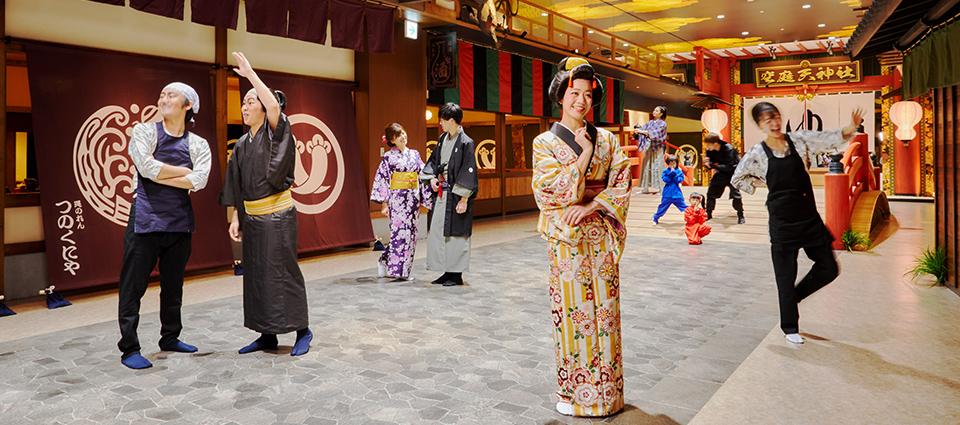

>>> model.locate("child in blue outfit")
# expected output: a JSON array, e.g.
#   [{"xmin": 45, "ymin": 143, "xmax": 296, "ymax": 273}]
[{"xmin": 652, "ymin": 155, "xmax": 687, "ymax": 225}]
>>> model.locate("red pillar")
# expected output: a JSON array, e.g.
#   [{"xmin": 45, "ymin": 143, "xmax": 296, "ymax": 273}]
[
  {"xmin": 719, "ymin": 58, "xmax": 732, "ymax": 142},
  {"xmin": 893, "ymin": 121, "xmax": 921, "ymax": 195},
  {"xmin": 824, "ymin": 172, "xmax": 850, "ymax": 250}
]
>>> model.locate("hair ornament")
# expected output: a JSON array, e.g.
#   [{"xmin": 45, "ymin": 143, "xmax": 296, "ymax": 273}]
[{"xmin": 381, "ymin": 135, "xmax": 388, "ymax": 144}]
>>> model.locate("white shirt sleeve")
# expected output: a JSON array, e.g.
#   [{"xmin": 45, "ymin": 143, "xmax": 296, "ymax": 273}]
[
  {"xmin": 128, "ymin": 123, "xmax": 163, "ymax": 180},
  {"xmin": 788, "ymin": 127, "xmax": 851, "ymax": 169},
  {"xmin": 185, "ymin": 134, "xmax": 212, "ymax": 192},
  {"xmin": 731, "ymin": 143, "xmax": 768, "ymax": 195}
]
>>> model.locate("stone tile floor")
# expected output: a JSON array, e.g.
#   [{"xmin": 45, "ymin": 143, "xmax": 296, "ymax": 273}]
[{"xmin": 0, "ymin": 234, "xmax": 777, "ymax": 425}]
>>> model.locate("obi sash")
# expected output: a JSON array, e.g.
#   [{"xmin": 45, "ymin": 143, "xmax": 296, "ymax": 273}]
[
  {"xmin": 244, "ymin": 188, "xmax": 293, "ymax": 216},
  {"xmin": 390, "ymin": 172, "xmax": 419, "ymax": 190}
]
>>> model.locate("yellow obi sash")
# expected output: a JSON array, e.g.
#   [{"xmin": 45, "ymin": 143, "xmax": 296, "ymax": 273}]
[
  {"xmin": 390, "ymin": 172, "xmax": 419, "ymax": 190},
  {"xmin": 244, "ymin": 189, "xmax": 293, "ymax": 216}
]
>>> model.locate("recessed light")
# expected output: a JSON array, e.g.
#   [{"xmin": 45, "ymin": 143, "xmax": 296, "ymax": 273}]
[
  {"xmin": 760, "ymin": 10, "xmax": 764, "ymax": 13},
  {"xmin": 588, "ymin": 30, "xmax": 594, "ymax": 34},
  {"xmin": 829, "ymin": 36, "xmax": 836, "ymax": 39},
  {"xmin": 802, "ymin": 4, "xmax": 811, "ymax": 8},
  {"xmin": 662, "ymin": 92, "xmax": 668, "ymax": 95},
  {"xmin": 818, "ymin": 23, "xmax": 826, "ymax": 27},
  {"xmin": 623, "ymin": 43, "xmax": 629, "ymax": 46},
  {"xmin": 742, "ymin": 31, "xmax": 749, "ymax": 35},
  {"xmin": 759, "ymin": 42, "xmax": 765, "ymax": 46},
  {"xmin": 717, "ymin": 14, "xmax": 725, "ymax": 18},
  {"xmin": 780, "ymin": 28, "xmax": 785, "ymax": 31},
  {"xmin": 541, "ymin": 13, "xmax": 548, "ymax": 17}
]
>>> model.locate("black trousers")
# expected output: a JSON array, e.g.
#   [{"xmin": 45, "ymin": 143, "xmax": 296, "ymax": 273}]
[
  {"xmin": 706, "ymin": 177, "xmax": 743, "ymax": 215},
  {"xmin": 770, "ymin": 242, "xmax": 839, "ymax": 334},
  {"xmin": 117, "ymin": 219, "xmax": 192, "ymax": 357}
]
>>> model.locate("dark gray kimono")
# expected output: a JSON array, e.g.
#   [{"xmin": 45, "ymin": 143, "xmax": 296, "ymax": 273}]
[
  {"xmin": 422, "ymin": 130, "xmax": 479, "ymax": 237},
  {"xmin": 218, "ymin": 113, "xmax": 308, "ymax": 334}
]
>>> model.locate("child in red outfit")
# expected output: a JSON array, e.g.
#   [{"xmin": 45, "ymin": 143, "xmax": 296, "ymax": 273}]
[{"xmin": 685, "ymin": 192, "xmax": 711, "ymax": 244}]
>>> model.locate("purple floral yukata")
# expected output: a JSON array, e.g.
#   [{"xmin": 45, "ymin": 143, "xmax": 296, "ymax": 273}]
[{"xmin": 371, "ymin": 148, "xmax": 433, "ymax": 278}]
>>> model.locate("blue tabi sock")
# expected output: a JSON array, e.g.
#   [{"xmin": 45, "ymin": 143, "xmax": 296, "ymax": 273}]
[
  {"xmin": 291, "ymin": 328, "xmax": 313, "ymax": 356},
  {"xmin": 160, "ymin": 340, "xmax": 198, "ymax": 353},
  {"xmin": 121, "ymin": 353, "xmax": 153, "ymax": 370},
  {"xmin": 238, "ymin": 334, "xmax": 278, "ymax": 354}
]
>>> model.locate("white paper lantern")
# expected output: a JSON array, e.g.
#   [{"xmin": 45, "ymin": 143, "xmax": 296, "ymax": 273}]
[
  {"xmin": 889, "ymin": 101, "xmax": 922, "ymax": 141},
  {"xmin": 701, "ymin": 109, "xmax": 728, "ymax": 134}
]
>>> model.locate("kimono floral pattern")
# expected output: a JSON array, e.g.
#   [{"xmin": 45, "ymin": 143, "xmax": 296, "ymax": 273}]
[
  {"xmin": 371, "ymin": 148, "xmax": 433, "ymax": 278},
  {"xmin": 534, "ymin": 126, "xmax": 631, "ymax": 416}
]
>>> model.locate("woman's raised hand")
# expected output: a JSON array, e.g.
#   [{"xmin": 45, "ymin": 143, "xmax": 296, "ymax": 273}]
[
  {"xmin": 851, "ymin": 107, "xmax": 865, "ymax": 128},
  {"xmin": 232, "ymin": 52, "xmax": 254, "ymax": 79}
]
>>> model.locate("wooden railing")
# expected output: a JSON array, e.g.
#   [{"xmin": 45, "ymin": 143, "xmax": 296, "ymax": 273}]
[
  {"xmin": 507, "ymin": 0, "xmax": 661, "ymax": 77},
  {"xmin": 825, "ymin": 133, "xmax": 879, "ymax": 249}
]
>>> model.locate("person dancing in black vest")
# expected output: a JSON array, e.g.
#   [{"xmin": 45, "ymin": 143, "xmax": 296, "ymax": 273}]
[{"xmin": 732, "ymin": 102, "xmax": 864, "ymax": 344}]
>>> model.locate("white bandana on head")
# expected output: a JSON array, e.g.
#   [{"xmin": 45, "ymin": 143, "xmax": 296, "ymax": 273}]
[{"xmin": 164, "ymin": 82, "xmax": 200, "ymax": 115}]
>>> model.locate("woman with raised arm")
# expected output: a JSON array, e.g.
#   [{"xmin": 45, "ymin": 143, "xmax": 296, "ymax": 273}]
[
  {"xmin": 633, "ymin": 105, "xmax": 668, "ymax": 194},
  {"xmin": 732, "ymin": 102, "xmax": 864, "ymax": 345},
  {"xmin": 532, "ymin": 57, "xmax": 632, "ymax": 417},
  {"xmin": 219, "ymin": 52, "xmax": 312, "ymax": 356}
]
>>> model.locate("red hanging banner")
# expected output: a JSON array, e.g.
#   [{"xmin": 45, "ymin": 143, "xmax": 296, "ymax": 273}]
[
  {"xmin": 244, "ymin": 0, "xmax": 289, "ymax": 37},
  {"xmin": 26, "ymin": 43, "xmax": 232, "ymax": 291}
]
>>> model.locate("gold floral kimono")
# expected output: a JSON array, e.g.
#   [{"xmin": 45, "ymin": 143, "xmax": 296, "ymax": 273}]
[{"xmin": 532, "ymin": 122, "xmax": 632, "ymax": 416}]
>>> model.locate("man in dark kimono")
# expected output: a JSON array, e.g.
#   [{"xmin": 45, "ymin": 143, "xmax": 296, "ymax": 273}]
[
  {"xmin": 702, "ymin": 132, "xmax": 745, "ymax": 224},
  {"xmin": 118, "ymin": 82, "xmax": 212, "ymax": 369},
  {"xmin": 420, "ymin": 103, "xmax": 479, "ymax": 286},
  {"xmin": 219, "ymin": 52, "xmax": 312, "ymax": 356}
]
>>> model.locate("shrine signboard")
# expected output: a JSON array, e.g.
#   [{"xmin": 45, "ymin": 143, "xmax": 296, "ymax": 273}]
[{"xmin": 754, "ymin": 58, "xmax": 861, "ymax": 88}]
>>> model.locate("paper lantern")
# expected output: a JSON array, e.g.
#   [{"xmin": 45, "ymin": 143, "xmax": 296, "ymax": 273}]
[
  {"xmin": 889, "ymin": 100, "xmax": 922, "ymax": 142},
  {"xmin": 701, "ymin": 109, "xmax": 728, "ymax": 134}
]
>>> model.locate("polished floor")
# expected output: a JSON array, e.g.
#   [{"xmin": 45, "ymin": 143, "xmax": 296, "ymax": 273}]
[{"xmin": 0, "ymin": 189, "xmax": 956, "ymax": 425}]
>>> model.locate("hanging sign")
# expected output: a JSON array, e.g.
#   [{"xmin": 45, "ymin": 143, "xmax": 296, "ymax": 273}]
[{"xmin": 755, "ymin": 58, "xmax": 861, "ymax": 88}]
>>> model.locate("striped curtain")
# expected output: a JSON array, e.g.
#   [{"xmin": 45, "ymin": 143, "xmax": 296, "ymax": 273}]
[{"xmin": 428, "ymin": 41, "xmax": 625, "ymax": 126}]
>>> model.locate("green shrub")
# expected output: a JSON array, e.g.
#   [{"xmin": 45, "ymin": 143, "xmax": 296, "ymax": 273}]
[
  {"xmin": 904, "ymin": 246, "xmax": 949, "ymax": 286},
  {"xmin": 841, "ymin": 229, "xmax": 871, "ymax": 252}
]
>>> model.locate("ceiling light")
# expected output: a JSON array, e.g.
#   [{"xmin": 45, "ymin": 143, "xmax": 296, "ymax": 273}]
[
  {"xmin": 818, "ymin": 24, "xmax": 826, "ymax": 27},
  {"xmin": 760, "ymin": 10, "xmax": 764, "ymax": 13},
  {"xmin": 541, "ymin": 13, "xmax": 548, "ymax": 17},
  {"xmin": 588, "ymin": 30, "xmax": 594, "ymax": 34},
  {"xmin": 717, "ymin": 15, "xmax": 725, "ymax": 19},
  {"xmin": 829, "ymin": 36, "xmax": 836, "ymax": 39},
  {"xmin": 759, "ymin": 42, "xmax": 765, "ymax": 46},
  {"xmin": 742, "ymin": 31, "xmax": 749, "ymax": 35},
  {"xmin": 802, "ymin": 4, "xmax": 811, "ymax": 8},
  {"xmin": 780, "ymin": 28, "xmax": 785, "ymax": 31},
  {"xmin": 623, "ymin": 43, "xmax": 629, "ymax": 46}
]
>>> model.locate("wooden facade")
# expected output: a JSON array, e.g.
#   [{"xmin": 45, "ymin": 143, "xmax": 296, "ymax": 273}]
[{"xmin": 934, "ymin": 84, "xmax": 959, "ymax": 290}]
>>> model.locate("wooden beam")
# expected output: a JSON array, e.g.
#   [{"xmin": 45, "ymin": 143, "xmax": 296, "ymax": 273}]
[
  {"xmin": 778, "ymin": 45, "xmax": 790, "ymax": 54},
  {"xmin": 723, "ymin": 49, "xmax": 737, "ymax": 58},
  {"xmin": 740, "ymin": 48, "xmax": 753, "ymax": 56},
  {"xmin": 797, "ymin": 42, "xmax": 809, "ymax": 52},
  {"xmin": 816, "ymin": 41, "xmax": 829, "ymax": 51},
  {"xmin": 1, "ymin": 0, "xmax": 6, "ymax": 298},
  {"xmin": 214, "ymin": 28, "xmax": 228, "ymax": 182},
  {"xmin": 837, "ymin": 39, "xmax": 845, "ymax": 49}
]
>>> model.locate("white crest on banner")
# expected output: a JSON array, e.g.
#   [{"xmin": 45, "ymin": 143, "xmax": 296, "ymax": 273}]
[
  {"xmin": 74, "ymin": 104, "xmax": 161, "ymax": 227},
  {"xmin": 475, "ymin": 139, "xmax": 496, "ymax": 169},
  {"xmin": 290, "ymin": 113, "xmax": 345, "ymax": 215},
  {"xmin": 426, "ymin": 140, "xmax": 437, "ymax": 159}
]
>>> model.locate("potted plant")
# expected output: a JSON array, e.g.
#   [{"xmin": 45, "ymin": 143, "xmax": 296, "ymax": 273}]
[
  {"xmin": 904, "ymin": 246, "xmax": 948, "ymax": 286},
  {"xmin": 841, "ymin": 229, "xmax": 871, "ymax": 252}
]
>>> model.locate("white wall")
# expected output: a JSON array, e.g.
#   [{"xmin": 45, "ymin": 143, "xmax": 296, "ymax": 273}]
[{"xmin": 7, "ymin": 0, "xmax": 354, "ymax": 81}]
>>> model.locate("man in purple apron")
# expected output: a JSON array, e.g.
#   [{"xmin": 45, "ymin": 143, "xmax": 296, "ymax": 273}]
[{"xmin": 117, "ymin": 82, "xmax": 212, "ymax": 369}]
